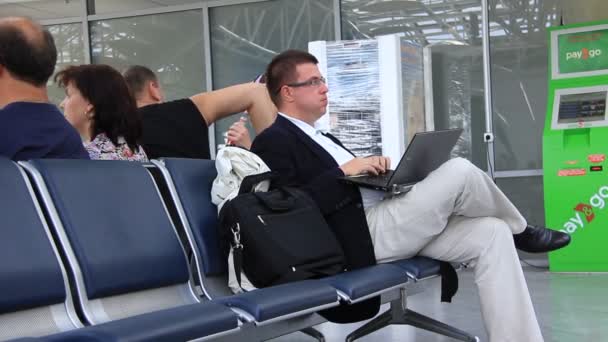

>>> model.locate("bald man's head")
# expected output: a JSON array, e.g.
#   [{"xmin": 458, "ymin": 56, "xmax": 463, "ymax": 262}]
[{"xmin": 0, "ymin": 17, "xmax": 57, "ymax": 86}]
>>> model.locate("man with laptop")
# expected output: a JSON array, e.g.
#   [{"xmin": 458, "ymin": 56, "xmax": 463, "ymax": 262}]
[
  {"xmin": 251, "ymin": 49, "xmax": 569, "ymax": 341},
  {"xmin": 341, "ymin": 128, "xmax": 463, "ymax": 193}
]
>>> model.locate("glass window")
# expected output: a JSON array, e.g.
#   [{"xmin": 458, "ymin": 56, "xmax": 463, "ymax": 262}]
[
  {"xmin": 210, "ymin": 0, "xmax": 335, "ymax": 149},
  {"xmin": 90, "ymin": 0, "xmax": 202, "ymax": 15},
  {"xmin": 496, "ymin": 176, "xmax": 545, "ymax": 226},
  {"xmin": 90, "ymin": 10, "xmax": 206, "ymax": 101},
  {"xmin": 341, "ymin": 0, "xmax": 487, "ymax": 169},
  {"xmin": 496, "ymin": 176, "xmax": 546, "ymax": 262},
  {"xmin": 0, "ymin": 0, "xmax": 81, "ymax": 20},
  {"xmin": 488, "ymin": 0, "xmax": 561, "ymax": 171},
  {"xmin": 46, "ymin": 23, "xmax": 85, "ymax": 106}
]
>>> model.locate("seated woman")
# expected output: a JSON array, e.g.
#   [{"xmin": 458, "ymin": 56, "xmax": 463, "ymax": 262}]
[{"xmin": 55, "ymin": 64, "xmax": 148, "ymax": 161}]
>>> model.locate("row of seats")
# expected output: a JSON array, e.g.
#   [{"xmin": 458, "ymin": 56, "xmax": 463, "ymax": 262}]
[{"xmin": 0, "ymin": 157, "xmax": 479, "ymax": 341}]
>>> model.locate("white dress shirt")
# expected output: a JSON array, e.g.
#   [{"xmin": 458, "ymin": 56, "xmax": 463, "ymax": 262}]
[{"xmin": 278, "ymin": 113, "xmax": 384, "ymax": 208}]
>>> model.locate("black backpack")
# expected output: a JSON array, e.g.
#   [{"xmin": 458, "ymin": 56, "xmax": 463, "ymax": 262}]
[{"xmin": 219, "ymin": 172, "xmax": 346, "ymax": 289}]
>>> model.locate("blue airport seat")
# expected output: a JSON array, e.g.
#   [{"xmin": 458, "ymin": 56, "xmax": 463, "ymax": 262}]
[
  {"xmin": 26, "ymin": 160, "xmax": 190, "ymax": 300},
  {"xmin": 391, "ymin": 256, "xmax": 442, "ymax": 280},
  {"xmin": 0, "ymin": 162, "xmax": 65, "ymax": 311},
  {"xmin": 154, "ymin": 158, "xmax": 225, "ymax": 276},
  {"xmin": 217, "ymin": 280, "xmax": 338, "ymax": 323},
  {"xmin": 1, "ymin": 158, "xmax": 240, "ymax": 341},
  {"xmin": 318, "ymin": 264, "xmax": 408, "ymax": 302},
  {"xmin": 0, "ymin": 158, "xmax": 82, "ymax": 340},
  {"xmin": 20, "ymin": 159, "xmax": 241, "ymax": 341},
  {"xmin": 10, "ymin": 302, "xmax": 238, "ymax": 342},
  {"xmin": 44, "ymin": 302, "xmax": 238, "ymax": 342}
]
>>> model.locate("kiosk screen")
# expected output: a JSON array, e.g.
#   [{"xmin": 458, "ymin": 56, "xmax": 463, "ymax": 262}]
[{"xmin": 557, "ymin": 91, "xmax": 607, "ymax": 123}]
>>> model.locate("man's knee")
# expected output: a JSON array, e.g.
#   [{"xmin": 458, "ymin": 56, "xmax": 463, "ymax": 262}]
[
  {"xmin": 486, "ymin": 217, "xmax": 513, "ymax": 241},
  {"xmin": 435, "ymin": 157, "xmax": 474, "ymax": 186},
  {"xmin": 444, "ymin": 157, "xmax": 474, "ymax": 173},
  {"xmin": 465, "ymin": 217, "xmax": 513, "ymax": 258}
]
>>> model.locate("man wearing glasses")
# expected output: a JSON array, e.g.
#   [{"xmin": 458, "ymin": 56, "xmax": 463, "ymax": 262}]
[{"xmin": 251, "ymin": 49, "xmax": 568, "ymax": 340}]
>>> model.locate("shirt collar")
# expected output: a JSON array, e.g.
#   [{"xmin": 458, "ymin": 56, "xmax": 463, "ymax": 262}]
[{"xmin": 278, "ymin": 112, "xmax": 327, "ymax": 137}]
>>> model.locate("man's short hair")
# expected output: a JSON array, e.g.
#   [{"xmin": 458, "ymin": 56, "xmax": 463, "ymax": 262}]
[
  {"xmin": 123, "ymin": 65, "xmax": 158, "ymax": 99},
  {"xmin": 0, "ymin": 19, "xmax": 57, "ymax": 86},
  {"xmin": 265, "ymin": 50, "xmax": 319, "ymax": 106}
]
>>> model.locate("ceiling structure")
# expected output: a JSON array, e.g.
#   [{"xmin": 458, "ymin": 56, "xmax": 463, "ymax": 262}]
[
  {"xmin": 341, "ymin": 0, "xmax": 561, "ymax": 45},
  {"xmin": 0, "ymin": 0, "xmax": 565, "ymax": 47}
]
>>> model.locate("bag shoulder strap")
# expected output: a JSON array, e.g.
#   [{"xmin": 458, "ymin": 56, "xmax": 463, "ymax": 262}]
[
  {"xmin": 229, "ymin": 219, "xmax": 247, "ymax": 292},
  {"xmin": 439, "ymin": 261, "xmax": 458, "ymax": 302}
]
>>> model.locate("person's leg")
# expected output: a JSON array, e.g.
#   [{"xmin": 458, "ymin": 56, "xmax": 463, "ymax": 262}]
[
  {"xmin": 419, "ymin": 216, "xmax": 544, "ymax": 342},
  {"xmin": 365, "ymin": 157, "xmax": 526, "ymax": 262},
  {"xmin": 409, "ymin": 157, "xmax": 527, "ymax": 233}
]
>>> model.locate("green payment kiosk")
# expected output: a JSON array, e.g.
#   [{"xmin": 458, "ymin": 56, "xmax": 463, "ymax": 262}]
[{"xmin": 544, "ymin": 20, "xmax": 608, "ymax": 272}]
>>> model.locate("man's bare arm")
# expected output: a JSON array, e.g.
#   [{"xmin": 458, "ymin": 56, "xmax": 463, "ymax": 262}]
[{"xmin": 190, "ymin": 83, "xmax": 277, "ymax": 133}]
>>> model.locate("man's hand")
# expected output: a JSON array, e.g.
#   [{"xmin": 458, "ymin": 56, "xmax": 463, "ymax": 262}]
[
  {"xmin": 340, "ymin": 156, "xmax": 391, "ymax": 176},
  {"xmin": 226, "ymin": 116, "xmax": 252, "ymax": 149}
]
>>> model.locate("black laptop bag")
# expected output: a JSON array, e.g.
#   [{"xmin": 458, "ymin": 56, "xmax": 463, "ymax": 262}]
[{"xmin": 219, "ymin": 172, "xmax": 346, "ymax": 288}]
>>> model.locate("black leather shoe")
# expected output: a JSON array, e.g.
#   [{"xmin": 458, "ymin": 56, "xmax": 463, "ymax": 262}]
[{"xmin": 513, "ymin": 225, "xmax": 571, "ymax": 253}]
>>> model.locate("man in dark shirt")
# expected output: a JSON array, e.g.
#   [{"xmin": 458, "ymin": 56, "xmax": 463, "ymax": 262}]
[
  {"xmin": 0, "ymin": 17, "xmax": 88, "ymax": 161},
  {"xmin": 124, "ymin": 65, "xmax": 275, "ymax": 159}
]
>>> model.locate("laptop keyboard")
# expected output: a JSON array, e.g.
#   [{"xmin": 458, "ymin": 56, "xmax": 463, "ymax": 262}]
[{"xmin": 354, "ymin": 169, "xmax": 395, "ymax": 186}]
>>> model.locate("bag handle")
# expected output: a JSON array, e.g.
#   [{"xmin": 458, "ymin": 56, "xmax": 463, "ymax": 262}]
[
  {"xmin": 252, "ymin": 187, "xmax": 297, "ymax": 212},
  {"xmin": 238, "ymin": 171, "xmax": 275, "ymax": 195}
]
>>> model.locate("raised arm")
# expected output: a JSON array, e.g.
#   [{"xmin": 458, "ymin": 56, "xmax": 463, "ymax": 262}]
[{"xmin": 190, "ymin": 83, "xmax": 277, "ymax": 133}]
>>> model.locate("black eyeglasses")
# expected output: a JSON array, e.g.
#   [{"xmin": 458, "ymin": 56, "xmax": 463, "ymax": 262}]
[
  {"xmin": 273, "ymin": 77, "xmax": 327, "ymax": 95},
  {"xmin": 286, "ymin": 76, "xmax": 326, "ymax": 88}
]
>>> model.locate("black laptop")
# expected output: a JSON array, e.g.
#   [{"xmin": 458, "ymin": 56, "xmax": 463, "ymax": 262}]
[{"xmin": 341, "ymin": 128, "xmax": 463, "ymax": 192}]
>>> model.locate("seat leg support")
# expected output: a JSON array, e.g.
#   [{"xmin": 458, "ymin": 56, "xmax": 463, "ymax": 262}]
[
  {"xmin": 345, "ymin": 309, "xmax": 392, "ymax": 342},
  {"xmin": 346, "ymin": 288, "xmax": 479, "ymax": 342},
  {"xmin": 301, "ymin": 327, "xmax": 325, "ymax": 342}
]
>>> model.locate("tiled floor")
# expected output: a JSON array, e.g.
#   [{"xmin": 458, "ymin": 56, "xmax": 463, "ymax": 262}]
[{"xmin": 272, "ymin": 267, "xmax": 608, "ymax": 341}]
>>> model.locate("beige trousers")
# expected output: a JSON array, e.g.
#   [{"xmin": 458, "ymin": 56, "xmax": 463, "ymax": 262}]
[{"xmin": 366, "ymin": 157, "xmax": 543, "ymax": 342}]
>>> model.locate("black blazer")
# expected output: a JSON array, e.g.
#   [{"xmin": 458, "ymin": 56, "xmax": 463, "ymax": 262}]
[{"xmin": 251, "ymin": 115, "xmax": 380, "ymax": 322}]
